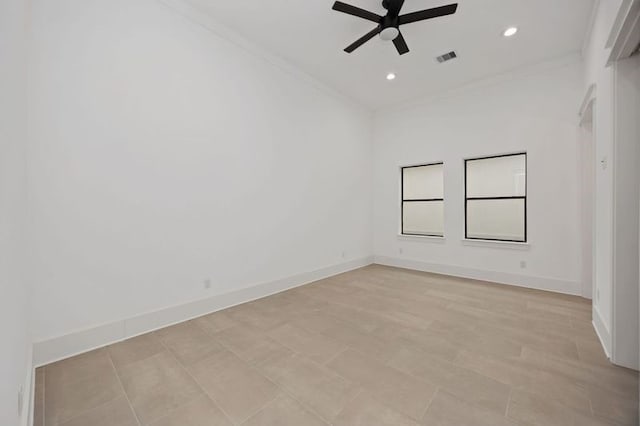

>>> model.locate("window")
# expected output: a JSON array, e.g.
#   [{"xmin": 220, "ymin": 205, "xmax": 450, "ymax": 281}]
[
  {"xmin": 401, "ymin": 163, "xmax": 444, "ymax": 237},
  {"xmin": 465, "ymin": 153, "xmax": 526, "ymax": 242}
]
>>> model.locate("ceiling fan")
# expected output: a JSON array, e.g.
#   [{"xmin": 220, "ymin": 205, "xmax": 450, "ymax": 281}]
[{"xmin": 332, "ymin": 0, "xmax": 458, "ymax": 55}]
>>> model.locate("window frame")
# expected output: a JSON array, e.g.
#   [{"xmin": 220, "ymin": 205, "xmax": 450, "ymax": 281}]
[
  {"xmin": 464, "ymin": 152, "xmax": 527, "ymax": 243},
  {"xmin": 400, "ymin": 162, "xmax": 445, "ymax": 238}
]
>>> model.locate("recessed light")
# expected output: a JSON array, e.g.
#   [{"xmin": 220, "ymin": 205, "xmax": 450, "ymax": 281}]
[
  {"xmin": 503, "ymin": 27, "xmax": 518, "ymax": 37},
  {"xmin": 386, "ymin": 72, "xmax": 396, "ymax": 81}
]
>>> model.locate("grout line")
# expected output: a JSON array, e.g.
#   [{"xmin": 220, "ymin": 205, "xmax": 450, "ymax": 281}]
[
  {"xmin": 420, "ymin": 387, "xmax": 439, "ymax": 421},
  {"xmin": 215, "ymin": 333, "xmax": 334, "ymax": 425},
  {"xmin": 190, "ymin": 315, "xmax": 233, "ymax": 339},
  {"xmin": 46, "ymin": 356, "xmax": 138, "ymax": 426},
  {"xmin": 321, "ymin": 346, "xmax": 349, "ymax": 366},
  {"xmin": 504, "ymin": 387, "xmax": 513, "ymax": 419},
  {"xmin": 107, "ymin": 351, "xmax": 142, "ymax": 426},
  {"xmin": 211, "ymin": 338, "xmax": 294, "ymax": 423},
  {"xmin": 587, "ymin": 394, "xmax": 595, "ymax": 417},
  {"xmin": 236, "ymin": 395, "xmax": 284, "ymax": 426},
  {"xmin": 54, "ymin": 394, "xmax": 126, "ymax": 426},
  {"xmin": 265, "ymin": 383, "xmax": 332, "ymax": 426},
  {"xmin": 154, "ymin": 335, "xmax": 237, "ymax": 425},
  {"xmin": 331, "ymin": 387, "xmax": 364, "ymax": 422}
]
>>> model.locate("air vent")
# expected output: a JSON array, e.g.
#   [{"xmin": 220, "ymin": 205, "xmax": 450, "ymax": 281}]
[{"xmin": 436, "ymin": 51, "xmax": 457, "ymax": 63}]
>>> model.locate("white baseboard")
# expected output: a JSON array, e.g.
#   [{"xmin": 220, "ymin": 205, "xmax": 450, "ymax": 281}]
[
  {"xmin": 374, "ymin": 255, "xmax": 581, "ymax": 296},
  {"xmin": 592, "ymin": 305, "xmax": 612, "ymax": 358},
  {"xmin": 33, "ymin": 256, "xmax": 374, "ymax": 367}
]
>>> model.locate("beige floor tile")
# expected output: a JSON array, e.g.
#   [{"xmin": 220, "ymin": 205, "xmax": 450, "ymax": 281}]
[
  {"xmin": 377, "ymin": 310, "xmax": 433, "ymax": 330},
  {"xmin": 587, "ymin": 384, "xmax": 640, "ymax": 425},
  {"xmin": 154, "ymin": 321, "xmax": 226, "ymax": 367},
  {"xmin": 454, "ymin": 350, "xmax": 592, "ymax": 414},
  {"xmin": 267, "ymin": 323, "xmax": 346, "ymax": 364},
  {"xmin": 334, "ymin": 391, "xmax": 421, "ymax": 426},
  {"xmin": 193, "ymin": 311, "xmax": 237, "ymax": 335},
  {"xmin": 507, "ymin": 389, "xmax": 575, "ymax": 426},
  {"xmin": 187, "ymin": 350, "xmax": 280, "ymax": 424},
  {"xmin": 456, "ymin": 330, "xmax": 523, "ymax": 358},
  {"xmin": 259, "ymin": 353, "xmax": 360, "ymax": 423},
  {"xmin": 520, "ymin": 346, "xmax": 639, "ymax": 397},
  {"xmin": 422, "ymin": 390, "xmax": 517, "ymax": 426},
  {"xmin": 474, "ymin": 322, "xmax": 580, "ymax": 360},
  {"xmin": 321, "ymin": 302, "xmax": 390, "ymax": 333},
  {"xmin": 296, "ymin": 282, "xmax": 364, "ymax": 305},
  {"xmin": 118, "ymin": 351, "xmax": 202, "ymax": 425},
  {"xmin": 373, "ymin": 323, "xmax": 460, "ymax": 361},
  {"xmin": 526, "ymin": 300, "xmax": 592, "ymax": 321},
  {"xmin": 45, "ymin": 348, "xmax": 114, "ymax": 387},
  {"xmin": 444, "ymin": 302, "xmax": 529, "ymax": 327},
  {"xmin": 241, "ymin": 395, "xmax": 327, "ymax": 426},
  {"xmin": 108, "ymin": 333, "xmax": 165, "ymax": 370},
  {"xmin": 315, "ymin": 318, "xmax": 402, "ymax": 363},
  {"xmin": 293, "ymin": 311, "xmax": 350, "ymax": 335},
  {"xmin": 425, "ymin": 288, "xmax": 495, "ymax": 310},
  {"xmin": 425, "ymin": 319, "xmax": 475, "ymax": 340},
  {"xmin": 253, "ymin": 291, "xmax": 327, "ymax": 317},
  {"xmin": 59, "ymin": 396, "xmax": 138, "ymax": 426},
  {"xmin": 508, "ymin": 387, "xmax": 624, "ymax": 426},
  {"xmin": 35, "ymin": 266, "xmax": 636, "ymax": 426},
  {"xmin": 387, "ymin": 346, "xmax": 459, "ymax": 386},
  {"xmin": 528, "ymin": 317, "xmax": 596, "ymax": 342},
  {"xmin": 438, "ymin": 365, "xmax": 511, "ymax": 415},
  {"xmin": 327, "ymin": 349, "xmax": 437, "ymax": 420},
  {"xmin": 572, "ymin": 411, "xmax": 619, "ymax": 426},
  {"xmin": 45, "ymin": 370, "xmax": 123, "ymax": 426},
  {"xmin": 148, "ymin": 395, "xmax": 232, "ymax": 426},
  {"xmin": 214, "ymin": 323, "xmax": 293, "ymax": 366},
  {"xmin": 225, "ymin": 303, "xmax": 287, "ymax": 331},
  {"xmin": 575, "ymin": 338, "xmax": 612, "ymax": 366}
]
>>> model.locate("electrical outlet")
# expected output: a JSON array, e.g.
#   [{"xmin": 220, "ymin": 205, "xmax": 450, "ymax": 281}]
[
  {"xmin": 203, "ymin": 279, "xmax": 212, "ymax": 290},
  {"xmin": 520, "ymin": 260, "xmax": 527, "ymax": 269},
  {"xmin": 399, "ymin": 247, "xmax": 403, "ymax": 255}
]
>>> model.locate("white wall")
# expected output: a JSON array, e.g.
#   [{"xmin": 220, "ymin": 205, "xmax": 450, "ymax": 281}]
[
  {"xmin": 580, "ymin": 0, "xmax": 640, "ymax": 360},
  {"xmin": 28, "ymin": 0, "xmax": 373, "ymax": 346},
  {"xmin": 611, "ymin": 53, "xmax": 639, "ymax": 370},
  {"xmin": 578, "ymin": 112, "xmax": 594, "ymax": 300},
  {"xmin": 0, "ymin": 0, "xmax": 32, "ymax": 425},
  {"xmin": 372, "ymin": 58, "xmax": 584, "ymax": 295},
  {"xmin": 582, "ymin": 0, "xmax": 622, "ymax": 353}
]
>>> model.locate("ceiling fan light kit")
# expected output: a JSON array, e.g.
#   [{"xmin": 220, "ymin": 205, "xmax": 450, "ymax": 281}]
[
  {"xmin": 379, "ymin": 27, "xmax": 400, "ymax": 41},
  {"xmin": 331, "ymin": 0, "xmax": 458, "ymax": 55}
]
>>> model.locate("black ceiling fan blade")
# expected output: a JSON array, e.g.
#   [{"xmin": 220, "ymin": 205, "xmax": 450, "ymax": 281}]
[
  {"xmin": 398, "ymin": 3, "xmax": 458, "ymax": 25},
  {"xmin": 393, "ymin": 31, "xmax": 409, "ymax": 55},
  {"xmin": 344, "ymin": 26, "xmax": 381, "ymax": 53},
  {"xmin": 332, "ymin": 1, "xmax": 382, "ymax": 23}
]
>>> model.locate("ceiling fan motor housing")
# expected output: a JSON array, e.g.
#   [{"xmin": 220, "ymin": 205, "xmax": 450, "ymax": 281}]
[{"xmin": 380, "ymin": 15, "xmax": 400, "ymax": 41}]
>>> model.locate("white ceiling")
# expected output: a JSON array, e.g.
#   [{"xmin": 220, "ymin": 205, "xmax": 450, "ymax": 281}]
[{"xmin": 182, "ymin": 0, "xmax": 595, "ymax": 109}]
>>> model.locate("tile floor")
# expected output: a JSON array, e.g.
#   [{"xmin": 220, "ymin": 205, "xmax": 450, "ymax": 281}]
[{"xmin": 34, "ymin": 265, "xmax": 639, "ymax": 426}]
